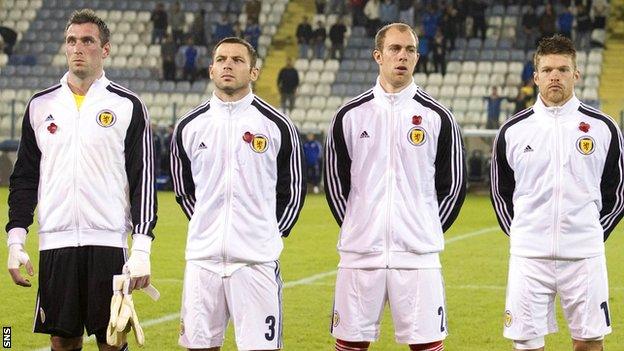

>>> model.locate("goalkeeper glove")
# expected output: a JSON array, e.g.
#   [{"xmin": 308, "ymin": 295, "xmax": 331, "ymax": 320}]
[
  {"xmin": 124, "ymin": 234, "xmax": 152, "ymax": 290},
  {"xmin": 107, "ymin": 275, "xmax": 128, "ymax": 347},
  {"xmin": 7, "ymin": 228, "xmax": 34, "ymax": 287}
]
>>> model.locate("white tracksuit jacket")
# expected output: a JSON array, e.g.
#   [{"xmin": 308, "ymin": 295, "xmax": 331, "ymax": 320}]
[
  {"xmin": 325, "ymin": 80, "xmax": 466, "ymax": 269},
  {"xmin": 491, "ymin": 95, "xmax": 624, "ymax": 259},
  {"xmin": 170, "ymin": 92, "xmax": 306, "ymax": 274},
  {"xmin": 6, "ymin": 73, "xmax": 157, "ymax": 250}
]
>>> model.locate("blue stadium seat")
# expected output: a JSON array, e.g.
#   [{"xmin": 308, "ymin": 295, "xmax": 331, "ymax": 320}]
[
  {"xmin": 480, "ymin": 50, "xmax": 495, "ymax": 61},
  {"xmin": 510, "ymin": 50, "xmax": 525, "ymax": 62},
  {"xmin": 495, "ymin": 50, "xmax": 510, "ymax": 61},
  {"xmin": 454, "ymin": 38, "xmax": 468, "ymax": 50},
  {"xmin": 336, "ymin": 71, "xmax": 350, "ymax": 83},
  {"xmin": 331, "ymin": 83, "xmax": 347, "ymax": 96}
]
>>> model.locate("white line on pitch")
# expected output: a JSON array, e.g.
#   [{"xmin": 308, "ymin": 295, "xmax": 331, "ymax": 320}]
[{"xmin": 32, "ymin": 226, "xmax": 496, "ymax": 351}]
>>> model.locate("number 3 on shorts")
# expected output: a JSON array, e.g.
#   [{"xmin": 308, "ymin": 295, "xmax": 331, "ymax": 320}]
[
  {"xmin": 600, "ymin": 301, "xmax": 611, "ymax": 327},
  {"xmin": 265, "ymin": 315, "xmax": 276, "ymax": 340}
]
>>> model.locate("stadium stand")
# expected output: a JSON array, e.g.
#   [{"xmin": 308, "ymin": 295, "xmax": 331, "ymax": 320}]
[{"xmin": 0, "ymin": 0, "xmax": 615, "ymax": 137}]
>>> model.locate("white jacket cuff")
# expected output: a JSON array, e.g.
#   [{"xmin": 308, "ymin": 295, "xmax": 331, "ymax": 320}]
[
  {"xmin": 131, "ymin": 234, "xmax": 152, "ymax": 254},
  {"xmin": 7, "ymin": 228, "xmax": 27, "ymax": 247}
]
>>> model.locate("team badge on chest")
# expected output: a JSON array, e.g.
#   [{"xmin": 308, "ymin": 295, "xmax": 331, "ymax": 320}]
[
  {"xmin": 407, "ymin": 126, "xmax": 427, "ymax": 146},
  {"xmin": 576, "ymin": 136, "xmax": 595, "ymax": 155},
  {"xmin": 96, "ymin": 110, "xmax": 116, "ymax": 127},
  {"xmin": 243, "ymin": 131, "xmax": 269, "ymax": 153}
]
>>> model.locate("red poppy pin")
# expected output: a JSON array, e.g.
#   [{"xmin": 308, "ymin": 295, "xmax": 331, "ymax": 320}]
[
  {"xmin": 579, "ymin": 122, "xmax": 590, "ymax": 133},
  {"xmin": 412, "ymin": 115, "xmax": 422, "ymax": 125},
  {"xmin": 243, "ymin": 131, "xmax": 254, "ymax": 143},
  {"xmin": 47, "ymin": 123, "xmax": 57, "ymax": 134}
]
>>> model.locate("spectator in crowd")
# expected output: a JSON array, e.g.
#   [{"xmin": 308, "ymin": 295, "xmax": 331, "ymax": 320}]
[
  {"xmin": 189, "ymin": 9, "xmax": 207, "ymax": 47},
  {"xmin": 152, "ymin": 123, "xmax": 163, "ymax": 177},
  {"xmin": 180, "ymin": 37, "xmax": 198, "ymax": 83},
  {"xmin": 244, "ymin": 0, "xmax": 262, "ymax": 23},
  {"xmin": 592, "ymin": 0, "xmax": 608, "ymax": 29},
  {"xmin": 214, "ymin": 14, "xmax": 235, "ymax": 43},
  {"xmin": 233, "ymin": 22, "xmax": 243, "ymax": 38},
  {"xmin": 315, "ymin": 0, "xmax": 327, "ymax": 14},
  {"xmin": 469, "ymin": 0, "xmax": 487, "ymax": 41},
  {"xmin": 329, "ymin": 17, "xmax": 347, "ymax": 60},
  {"xmin": 557, "ymin": 6, "xmax": 573, "ymax": 39},
  {"xmin": 415, "ymin": 27, "xmax": 429, "ymax": 74},
  {"xmin": 468, "ymin": 149, "xmax": 486, "ymax": 184},
  {"xmin": 455, "ymin": 0, "xmax": 468, "ymax": 37},
  {"xmin": 303, "ymin": 133, "xmax": 323, "ymax": 194},
  {"xmin": 277, "ymin": 57, "xmax": 300, "ymax": 114},
  {"xmin": 521, "ymin": 59, "xmax": 534, "ymax": 84},
  {"xmin": 483, "ymin": 86, "xmax": 507, "ymax": 129},
  {"xmin": 513, "ymin": 79, "xmax": 536, "ymax": 114},
  {"xmin": 162, "ymin": 33, "xmax": 177, "ymax": 81},
  {"xmin": 398, "ymin": 0, "xmax": 414, "ymax": 27},
  {"xmin": 243, "ymin": 18, "xmax": 261, "ymax": 51},
  {"xmin": 538, "ymin": 3, "xmax": 557, "ymax": 40},
  {"xmin": 169, "ymin": 1, "xmax": 185, "ymax": 46},
  {"xmin": 313, "ymin": 20, "xmax": 327, "ymax": 59},
  {"xmin": 575, "ymin": 3, "xmax": 592, "ymax": 49},
  {"xmin": 350, "ymin": 0, "xmax": 367, "ymax": 27},
  {"xmin": 364, "ymin": 0, "xmax": 381, "ymax": 37},
  {"xmin": 432, "ymin": 29, "xmax": 446, "ymax": 75},
  {"xmin": 441, "ymin": 3, "xmax": 458, "ymax": 51},
  {"xmin": 327, "ymin": 0, "xmax": 346, "ymax": 15},
  {"xmin": 519, "ymin": 6, "xmax": 538, "ymax": 51},
  {"xmin": 296, "ymin": 16, "xmax": 313, "ymax": 59},
  {"xmin": 379, "ymin": 0, "xmax": 399, "ymax": 25},
  {"xmin": 150, "ymin": 2, "xmax": 168, "ymax": 44},
  {"xmin": 422, "ymin": 4, "xmax": 440, "ymax": 40}
]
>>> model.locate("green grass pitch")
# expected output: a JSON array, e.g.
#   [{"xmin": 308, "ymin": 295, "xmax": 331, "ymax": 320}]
[{"xmin": 0, "ymin": 189, "xmax": 622, "ymax": 350}]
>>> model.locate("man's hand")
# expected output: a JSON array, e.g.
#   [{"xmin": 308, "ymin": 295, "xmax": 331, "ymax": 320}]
[
  {"xmin": 123, "ymin": 234, "xmax": 152, "ymax": 291},
  {"xmin": 8, "ymin": 244, "xmax": 34, "ymax": 287}
]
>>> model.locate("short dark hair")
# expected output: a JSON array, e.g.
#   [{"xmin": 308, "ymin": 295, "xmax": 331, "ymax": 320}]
[
  {"xmin": 212, "ymin": 37, "xmax": 258, "ymax": 68},
  {"xmin": 65, "ymin": 9, "xmax": 110, "ymax": 45},
  {"xmin": 534, "ymin": 34, "xmax": 577, "ymax": 69},
  {"xmin": 374, "ymin": 22, "xmax": 418, "ymax": 51}
]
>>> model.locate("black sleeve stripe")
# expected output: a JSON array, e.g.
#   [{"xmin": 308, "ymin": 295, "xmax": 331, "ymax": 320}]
[
  {"xmin": 324, "ymin": 90, "xmax": 373, "ymax": 225},
  {"xmin": 252, "ymin": 97, "xmax": 305, "ymax": 236},
  {"xmin": 579, "ymin": 104, "xmax": 624, "ymax": 239},
  {"xmin": 414, "ymin": 89, "xmax": 465, "ymax": 232},
  {"xmin": 489, "ymin": 108, "xmax": 534, "ymax": 235},
  {"xmin": 170, "ymin": 101, "xmax": 210, "ymax": 219},
  {"xmin": 107, "ymin": 83, "xmax": 157, "ymax": 237}
]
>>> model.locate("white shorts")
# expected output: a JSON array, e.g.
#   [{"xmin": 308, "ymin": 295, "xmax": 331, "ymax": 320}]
[
  {"xmin": 178, "ymin": 261, "xmax": 283, "ymax": 350},
  {"xmin": 331, "ymin": 268, "xmax": 448, "ymax": 344},
  {"xmin": 503, "ymin": 255, "xmax": 611, "ymax": 341}
]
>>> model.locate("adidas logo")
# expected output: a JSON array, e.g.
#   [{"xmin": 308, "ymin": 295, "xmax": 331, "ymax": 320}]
[
  {"xmin": 524, "ymin": 145, "xmax": 533, "ymax": 153},
  {"xmin": 360, "ymin": 131, "xmax": 370, "ymax": 138},
  {"xmin": 198, "ymin": 142, "xmax": 207, "ymax": 150},
  {"xmin": 45, "ymin": 115, "xmax": 54, "ymax": 121}
]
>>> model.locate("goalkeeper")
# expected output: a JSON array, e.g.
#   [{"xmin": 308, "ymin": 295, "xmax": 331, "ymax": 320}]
[{"xmin": 6, "ymin": 9, "xmax": 157, "ymax": 351}]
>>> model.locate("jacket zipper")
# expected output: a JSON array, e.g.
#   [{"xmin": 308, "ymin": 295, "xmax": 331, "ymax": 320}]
[
  {"xmin": 222, "ymin": 103, "xmax": 234, "ymax": 271},
  {"xmin": 552, "ymin": 109, "xmax": 561, "ymax": 258},
  {"xmin": 385, "ymin": 96, "xmax": 395, "ymax": 268},
  {"xmin": 74, "ymin": 101, "xmax": 81, "ymax": 245}
]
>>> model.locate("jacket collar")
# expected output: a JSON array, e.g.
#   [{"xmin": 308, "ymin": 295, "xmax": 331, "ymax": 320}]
[
  {"xmin": 533, "ymin": 93, "xmax": 580, "ymax": 118},
  {"xmin": 372, "ymin": 77, "xmax": 418, "ymax": 108},
  {"xmin": 210, "ymin": 90, "xmax": 254, "ymax": 116},
  {"xmin": 60, "ymin": 71, "xmax": 111, "ymax": 96}
]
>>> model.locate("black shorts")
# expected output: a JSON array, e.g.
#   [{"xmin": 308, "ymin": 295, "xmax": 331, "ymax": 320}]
[{"xmin": 33, "ymin": 246, "xmax": 126, "ymax": 341}]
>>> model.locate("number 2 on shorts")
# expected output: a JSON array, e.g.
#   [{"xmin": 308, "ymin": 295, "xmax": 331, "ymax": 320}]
[
  {"xmin": 438, "ymin": 306, "xmax": 445, "ymax": 332},
  {"xmin": 265, "ymin": 315, "xmax": 276, "ymax": 340}
]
